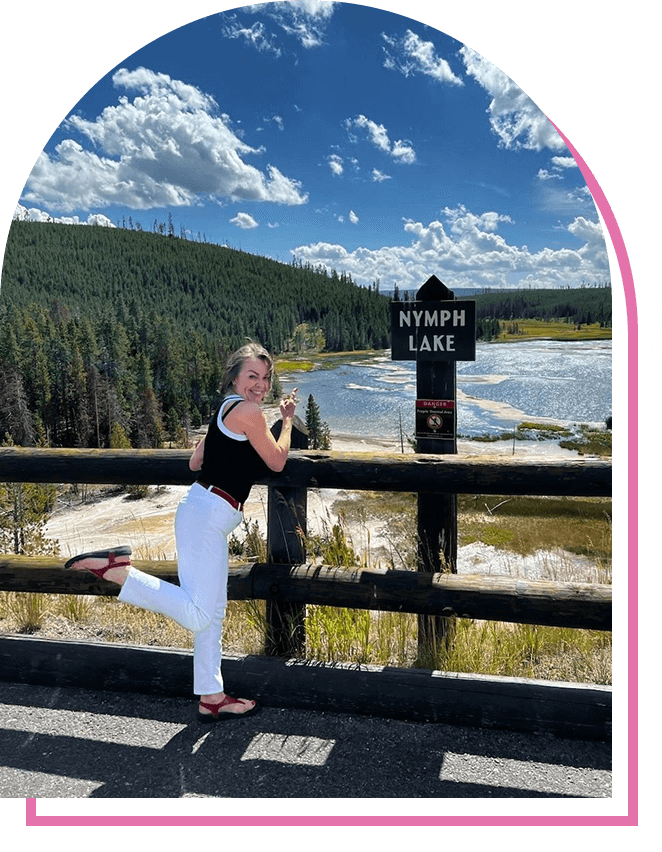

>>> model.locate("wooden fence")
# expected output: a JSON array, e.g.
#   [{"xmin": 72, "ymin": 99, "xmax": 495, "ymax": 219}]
[{"xmin": 0, "ymin": 446, "xmax": 612, "ymax": 739}]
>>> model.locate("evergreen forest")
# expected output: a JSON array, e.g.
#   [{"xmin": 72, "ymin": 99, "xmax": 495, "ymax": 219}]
[
  {"xmin": 471, "ymin": 288, "xmax": 611, "ymax": 340},
  {"xmin": 0, "ymin": 221, "xmax": 389, "ymax": 448},
  {"xmin": 1, "ymin": 220, "xmax": 611, "ymax": 449}
]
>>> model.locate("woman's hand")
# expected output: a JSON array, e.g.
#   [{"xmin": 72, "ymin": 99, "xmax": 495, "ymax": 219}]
[{"xmin": 280, "ymin": 388, "xmax": 298, "ymax": 421}]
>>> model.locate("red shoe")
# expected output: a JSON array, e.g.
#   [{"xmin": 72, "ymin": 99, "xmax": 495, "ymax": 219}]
[
  {"xmin": 198, "ymin": 695, "xmax": 260, "ymax": 723},
  {"xmin": 63, "ymin": 546, "xmax": 132, "ymax": 578}
]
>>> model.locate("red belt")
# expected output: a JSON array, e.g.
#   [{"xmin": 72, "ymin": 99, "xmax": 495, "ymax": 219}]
[{"xmin": 197, "ymin": 482, "xmax": 243, "ymax": 511}]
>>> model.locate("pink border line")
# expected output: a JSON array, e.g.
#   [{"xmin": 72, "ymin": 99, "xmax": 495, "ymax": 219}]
[
  {"xmin": 553, "ymin": 122, "xmax": 639, "ymax": 827},
  {"xmin": 24, "ymin": 121, "xmax": 638, "ymax": 828},
  {"xmin": 24, "ymin": 796, "xmax": 634, "ymax": 827}
]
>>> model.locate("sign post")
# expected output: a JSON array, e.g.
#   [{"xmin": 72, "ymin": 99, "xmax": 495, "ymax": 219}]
[{"xmin": 391, "ymin": 275, "xmax": 476, "ymax": 660}]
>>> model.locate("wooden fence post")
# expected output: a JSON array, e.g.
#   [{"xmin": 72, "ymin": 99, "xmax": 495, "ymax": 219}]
[{"xmin": 265, "ymin": 416, "xmax": 309, "ymax": 657}]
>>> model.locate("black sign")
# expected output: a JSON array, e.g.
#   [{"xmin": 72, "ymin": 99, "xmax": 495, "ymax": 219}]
[{"xmin": 391, "ymin": 299, "xmax": 476, "ymax": 361}]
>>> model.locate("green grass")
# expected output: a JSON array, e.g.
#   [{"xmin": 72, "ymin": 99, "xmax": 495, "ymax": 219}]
[
  {"xmin": 275, "ymin": 358, "xmax": 316, "ymax": 373},
  {"xmin": 457, "ymin": 494, "xmax": 612, "ymax": 572},
  {"xmin": 462, "ymin": 422, "xmax": 611, "ymax": 456},
  {"xmin": 495, "ymin": 319, "xmax": 612, "ymax": 341},
  {"xmin": 559, "ymin": 425, "xmax": 613, "ymax": 457}
]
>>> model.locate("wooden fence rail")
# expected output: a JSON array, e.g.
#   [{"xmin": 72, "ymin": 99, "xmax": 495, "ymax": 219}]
[
  {"xmin": 0, "ymin": 447, "xmax": 612, "ymax": 636},
  {"xmin": 0, "ymin": 557, "xmax": 611, "ymax": 631},
  {"xmin": 0, "ymin": 447, "xmax": 612, "ymax": 738},
  {"xmin": 0, "ymin": 446, "xmax": 611, "ymax": 496}
]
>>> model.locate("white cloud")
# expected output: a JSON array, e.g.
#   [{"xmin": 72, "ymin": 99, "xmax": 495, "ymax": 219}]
[
  {"xmin": 222, "ymin": 21, "xmax": 282, "ymax": 56},
  {"xmin": 22, "ymin": 67, "xmax": 308, "ymax": 213},
  {"xmin": 371, "ymin": 169, "xmax": 391, "ymax": 182},
  {"xmin": 535, "ymin": 155, "xmax": 594, "ymax": 214},
  {"xmin": 257, "ymin": 114, "xmax": 285, "ymax": 133},
  {"xmin": 345, "ymin": 115, "xmax": 416, "ymax": 164},
  {"xmin": 551, "ymin": 156, "xmax": 578, "ymax": 169},
  {"xmin": 390, "ymin": 139, "xmax": 416, "ymax": 164},
  {"xmin": 292, "ymin": 205, "xmax": 608, "ymax": 290},
  {"xmin": 13, "ymin": 203, "xmax": 115, "ymax": 227},
  {"xmin": 537, "ymin": 169, "xmax": 562, "ymax": 181},
  {"xmin": 567, "ymin": 215, "xmax": 609, "ymax": 267},
  {"xmin": 537, "ymin": 181, "xmax": 595, "ymax": 215},
  {"xmin": 86, "ymin": 213, "xmax": 116, "ymax": 227},
  {"xmin": 253, "ymin": 0, "xmax": 337, "ymax": 24},
  {"xmin": 230, "ymin": 212, "xmax": 259, "ymax": 229},
  {"xmin": 328, "ymin": 154, "xmax": 344, "ymax": 175},
  {"xmin": 277, "ymin": 0, "xmax": 337, "ymax": 16},
  {"xmin": 460, "ymin": 47, "xmax": 565, "ymax": 151},
  {"xmin": 239, "ymin": 1, "xmax": 337, "ymax": 49},
  {"xmin": 539, "ymin": 156, "xmax": 579, "ymax": 181},
  {"xmin": 382, "ymin": 30, "xmax": 463, "ymax": 85},
  {"xmin": 349, "ymin": 210, "xmax": 359, "ymax": 224}
]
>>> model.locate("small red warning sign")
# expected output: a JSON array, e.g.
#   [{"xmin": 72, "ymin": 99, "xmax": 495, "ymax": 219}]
[{"xmin": 415, "ymin": 399, "xmax": 455, "ymax": 438}]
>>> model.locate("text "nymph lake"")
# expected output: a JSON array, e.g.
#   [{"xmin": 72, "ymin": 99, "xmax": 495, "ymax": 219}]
[{"xmin": 390, "ymin": 300, "xmax": 476, "ymax": 361}]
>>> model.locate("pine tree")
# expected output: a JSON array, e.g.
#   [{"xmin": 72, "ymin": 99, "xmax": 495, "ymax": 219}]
[
  {"xmin": 305, "ymin": 394, "xmax": 331, "ymax": 450},
  {"xmin": 131, "ymin": 353, "xmax": 164, "ymax": 449},
  {"xmin": 0, "ymin": 436, "xmax": 58, "ymax": 556},
  {"xmin": 0, "ymin": 363, "xmax": 35, "ymax": 446},
  {"xmin": 110, "ymin": 422, "xmax": 131, "ymax": 449}
]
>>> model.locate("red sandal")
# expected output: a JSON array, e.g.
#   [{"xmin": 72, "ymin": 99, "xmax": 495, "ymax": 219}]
[
  {"xmin": 198, "ymin": 694, "xmax": 260, "ymax": 723},
  {"xmin": 63, "ymin": 546, "xmax": 132, "ymax": 578}
]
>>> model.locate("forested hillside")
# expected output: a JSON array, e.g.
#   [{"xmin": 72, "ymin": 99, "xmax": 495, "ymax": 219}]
[
  {"xmin": 0, "ymin": 220, "xmax": 389, "ymax": 448},
  {"xmin": 2, "ymin": 220, "xmax": 389, "ymax": 353}
]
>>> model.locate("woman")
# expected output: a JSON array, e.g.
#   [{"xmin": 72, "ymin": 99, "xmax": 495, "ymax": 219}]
[{"xmin": 63, "ymin": 342, "xmax": 298, "ymax": 722}]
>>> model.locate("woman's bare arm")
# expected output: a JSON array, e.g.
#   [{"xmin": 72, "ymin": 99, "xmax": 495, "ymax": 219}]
[
  {"xmin": 226, "ymin": 393, "xmax": 297, "ymax": 472},
  {"xmin": 189, "ymin": 436, "xmax": 205, "ymax": 471}
]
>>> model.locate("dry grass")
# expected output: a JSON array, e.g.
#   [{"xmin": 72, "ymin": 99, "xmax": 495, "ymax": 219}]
[{"xmin": 1, "ymin": 489, "xmax": 612, "ymax": 685}]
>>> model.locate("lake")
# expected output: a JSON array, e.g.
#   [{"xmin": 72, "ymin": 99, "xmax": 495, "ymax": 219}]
[{"xmin": 280, "ymin": 339, "xmax": 612, "ymax": 441}]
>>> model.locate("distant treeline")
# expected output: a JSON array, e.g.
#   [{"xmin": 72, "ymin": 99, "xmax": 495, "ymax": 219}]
[
  {"xmin": 392, "ymin": 282, "xmax": 611, "ymax": 341},
  {"xmin": 472, "ymin": 288, "xmax": 611, "ymax": 340}
]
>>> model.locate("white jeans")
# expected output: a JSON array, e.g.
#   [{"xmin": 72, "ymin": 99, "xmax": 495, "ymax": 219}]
[{"xmin": 118, "ymin": 482, "xmax": 243, "ymax": 695}]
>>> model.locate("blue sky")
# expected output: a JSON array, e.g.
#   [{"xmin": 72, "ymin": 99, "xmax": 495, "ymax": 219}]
[{"xmin": 14, "ymin": 1, "xmax": 608, "ymax": 292}]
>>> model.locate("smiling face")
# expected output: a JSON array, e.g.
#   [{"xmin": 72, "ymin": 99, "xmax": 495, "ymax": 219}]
[{"xmin": 233, "ymin": 356, "xmax": 271, "ymax": 404}]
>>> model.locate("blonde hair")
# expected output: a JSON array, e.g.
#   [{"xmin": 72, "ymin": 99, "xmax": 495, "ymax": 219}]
[{"xmin": 220, "ymin": 342, "xmax": 273, "ymax": 396}]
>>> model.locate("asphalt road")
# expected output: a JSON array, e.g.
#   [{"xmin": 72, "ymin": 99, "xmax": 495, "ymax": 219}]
[{"xmin": 0, "ymin": 681, "xmax": 611, "ymax": 799}]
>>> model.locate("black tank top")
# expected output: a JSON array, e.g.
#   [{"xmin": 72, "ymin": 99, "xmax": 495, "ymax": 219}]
[{"xmin": 198, "ymin": 395, "xmax": 269, "ymax": 504}]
